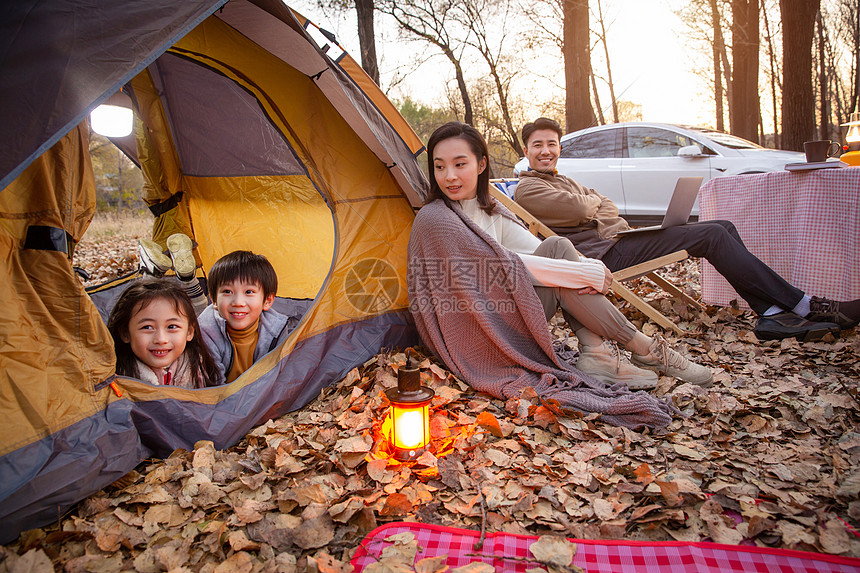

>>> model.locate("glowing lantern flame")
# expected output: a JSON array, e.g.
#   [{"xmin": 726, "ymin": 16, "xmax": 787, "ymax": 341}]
[{"xmin": 392, "ymin": 407, "xmax": 427, "ymax": 449}]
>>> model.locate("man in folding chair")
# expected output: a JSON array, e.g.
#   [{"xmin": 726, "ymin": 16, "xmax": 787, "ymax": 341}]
[{"xmin": 514, "ymin": 117, "xmax": 859, "ymax": 343}]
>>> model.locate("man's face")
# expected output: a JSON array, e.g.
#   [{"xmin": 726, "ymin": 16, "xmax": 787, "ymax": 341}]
[{"xmin": 524, "ymin": 128, "xmax": 561, "ymax": 172}]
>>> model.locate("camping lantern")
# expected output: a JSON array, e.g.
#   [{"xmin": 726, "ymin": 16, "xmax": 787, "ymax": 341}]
[
  {"xmin": 386, "ymin": 353, "xmax": 434, "ymax": 461},
  {"xmin": 90, "ymin": 90, "xmax": 134, "ymax": 137},
  {"xmin": 841, "ymin": 112, "xmax": 860, "ymax": 167}
]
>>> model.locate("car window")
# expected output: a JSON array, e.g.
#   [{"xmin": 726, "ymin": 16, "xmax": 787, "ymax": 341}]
[
  {"xmin": 627, "ymin": 127, "xmax": 694, "ymax": 158},
  {"xmin": 560, "ymin": 130, "xmax": 618, "ymax": 158},
  {"xmin": 689, "ymin": 128, "xmax": 763, "ymax": 150}
]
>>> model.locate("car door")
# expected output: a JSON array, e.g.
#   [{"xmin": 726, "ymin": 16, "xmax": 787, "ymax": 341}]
[
  {"xmin": 556, "ymin": 127, "xmax": 625, "ymax": 213},
  {"xmin": 621, "ymin": 126, "xmax": 713, "ymax": 218}
]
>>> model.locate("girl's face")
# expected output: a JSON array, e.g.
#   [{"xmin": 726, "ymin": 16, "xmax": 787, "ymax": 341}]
[
  {"xmin": 433, "ymin": 137, "xmax": 487, "ymax": 202},
  {"xmin": 121, "ymin": 297, "xmax": 194, "ymax": 376}
]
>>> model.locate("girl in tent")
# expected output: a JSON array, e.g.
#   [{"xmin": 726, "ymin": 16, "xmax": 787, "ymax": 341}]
[
  {"xmin": 406, "ymin": 122, "xmax": 707, "ymax": 429},
  {"xmin": 108, "ymin": 278, "xmax": 220, "ymax": 389}
]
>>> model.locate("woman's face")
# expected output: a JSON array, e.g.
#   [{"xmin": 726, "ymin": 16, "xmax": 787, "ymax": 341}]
[{"xmin": 432, "ymin": 137, "xmax": 486, "ymax": 202}]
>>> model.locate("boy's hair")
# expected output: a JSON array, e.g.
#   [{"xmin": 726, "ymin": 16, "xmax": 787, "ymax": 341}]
[
  {"xmin": 207, "ymin": 250, "xmax": 278, "ymax": 301},
  {"xmin": 521, "ymin": 117, "xmax": 564, "ymax": 147},
  {"xmin": 108, "ymin": 277, "xmax": 220, "ymax": 386}
]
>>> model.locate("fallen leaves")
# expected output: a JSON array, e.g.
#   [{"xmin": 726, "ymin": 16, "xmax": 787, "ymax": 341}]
[{"xmin": 3, "ymin": 238, "xmax": 859, "ymax": 572}]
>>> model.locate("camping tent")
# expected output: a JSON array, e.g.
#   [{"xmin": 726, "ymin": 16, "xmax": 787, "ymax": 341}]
[{"xmin": 0, "ymin": 0, "xmax": 428, "ymax": 543}]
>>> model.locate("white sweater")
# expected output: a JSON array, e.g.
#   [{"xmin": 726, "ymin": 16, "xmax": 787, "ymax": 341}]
[{"xmin": 459, "ymin": 198, "xmax": 607, "ymax": 291}]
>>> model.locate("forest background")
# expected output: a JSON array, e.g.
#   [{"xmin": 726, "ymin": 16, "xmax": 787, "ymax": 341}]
[{"xmin": 91, "ymin": 0, "xmax": 859, "ymax": 212}]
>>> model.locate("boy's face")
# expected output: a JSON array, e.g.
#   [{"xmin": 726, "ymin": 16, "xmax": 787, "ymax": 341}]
[{"xmin": 215, "ymin": 279, "xmax": 275, "ymax": 331}]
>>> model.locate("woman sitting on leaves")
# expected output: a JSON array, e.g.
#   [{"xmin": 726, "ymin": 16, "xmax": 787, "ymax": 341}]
[{"xmin": 406, "ymin": 122, "xmax": 710, "ymax": 429}]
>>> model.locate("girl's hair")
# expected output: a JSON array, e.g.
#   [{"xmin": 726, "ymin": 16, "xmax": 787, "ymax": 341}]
[
  {"xmin": 426, "ymin": 121, "xmax": 496, "ymax": 215},
  {"xmin": 108, "ymin": 277, "xmax": 220, "ymax": 387}
]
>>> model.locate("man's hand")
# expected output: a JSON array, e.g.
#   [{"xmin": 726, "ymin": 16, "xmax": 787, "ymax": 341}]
[{"xmin": 577, "ymin": 264, "xmax": 613, "ymax": 295}]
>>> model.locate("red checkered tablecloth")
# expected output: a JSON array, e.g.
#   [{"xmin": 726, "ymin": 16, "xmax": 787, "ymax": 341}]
[
  {"xmin": 351, "ymin": 522, "xmax": 860, "ymax": 572},
  {"xmin": 698, "ymin": 168, "xmax": 860, "ymax": 309}
]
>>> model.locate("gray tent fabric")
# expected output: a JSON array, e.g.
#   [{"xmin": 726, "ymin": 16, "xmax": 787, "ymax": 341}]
[
  {"xmin": 152, "ymin": 53, "xmax": 305, "ymax": 177},
  {"xmin": 0, "ymin": 0, "xmax": 227, "ymax": 191}
]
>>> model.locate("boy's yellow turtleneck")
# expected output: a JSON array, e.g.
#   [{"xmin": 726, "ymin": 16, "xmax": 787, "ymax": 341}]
[{"xmin": 226, "ymin": 319, "xmax": 260, "ymax": 383}]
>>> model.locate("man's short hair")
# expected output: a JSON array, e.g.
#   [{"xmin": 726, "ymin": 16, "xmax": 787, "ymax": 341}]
[
  {"xmin": 522, "ymin": 118, "xmax": 563, "ymax": 147},
  {"xmin": 207, "ymin": 250, "xmax": 278, "ymax": 300}
]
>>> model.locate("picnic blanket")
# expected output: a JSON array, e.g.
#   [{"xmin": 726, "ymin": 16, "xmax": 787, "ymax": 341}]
[
  {"xmin": 351, "ymin": 522, "xmax": 860, "ymax": 572},
  {"xmin": 406, "ymin": 199, "xmax": 675, "ymax": 430}
]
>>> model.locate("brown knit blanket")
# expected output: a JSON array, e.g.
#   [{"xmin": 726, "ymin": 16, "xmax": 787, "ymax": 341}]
[{"xmin": 407, "ymin": 199, "xmax": 675, "ymax": 429}]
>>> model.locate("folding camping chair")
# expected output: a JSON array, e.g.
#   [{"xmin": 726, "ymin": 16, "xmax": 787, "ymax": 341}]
[{"xmin": 489, "ymin": 179, "xmax": 703, "ymax": 335}]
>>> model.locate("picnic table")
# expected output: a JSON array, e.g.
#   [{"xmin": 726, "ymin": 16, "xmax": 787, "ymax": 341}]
[{"xmin": 698, "ymin": 167, "xmax": 860, "ymax": 310}]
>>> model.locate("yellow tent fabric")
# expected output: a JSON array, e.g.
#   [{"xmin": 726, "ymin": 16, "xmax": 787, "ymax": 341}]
[{"xmin": 0, "ymin": 124, "xmax": 115, "ymax": 457}]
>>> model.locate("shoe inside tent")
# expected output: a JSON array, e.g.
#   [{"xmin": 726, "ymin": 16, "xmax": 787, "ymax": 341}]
[{"xmin": 0, "ymin": 0, "xmax": 428, "ymax": 543}]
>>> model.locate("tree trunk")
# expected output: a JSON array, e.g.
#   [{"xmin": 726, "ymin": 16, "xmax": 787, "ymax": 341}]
[
  {"xmin": 116, "ymin": 148, "xmax": 123, "ymax": 214},
  {"xmin": 355, "ymin": 0, "xmax": 380, "ymax": 84},
  {"xmin": 710, "ymin": 0, "xmax": 725, "ymax": 132},
  {"xmin": 484, "ymin": 56, "xmax": 523, "ymax": 155},
  {"xmin": 595, "ymin": 0, "xmax": 618, "ymax": 123},
  {"xmin": 846, "ymin": 0, "xmax": 860, "ymax": 114},
  {"xmin": 854, "ymin": 6, "xmax": 860, "ymax": 113},
  {"xmin": 816, "ymin": 11, "xmax": 828, "ymax": 139},
  {"xmin": 590, "ymin": 59, "xmax": 606, "ymax": 125},
  {"xmin": 780, "ymin": 0, "xmax": 821, "ymax": 150},
  {"xmin": 762, "ymin": 0, "xmax": 779, "ymax": 147},
  {"xmin": 445, "ymin": 48, "xmax": 474, "ymax": 125},
  {"xmin": 730, "ymin": 0, "xmax": 760, "ymax": 143},
  {"xmin": 563, "ymin": 0, "xmax": 595, "ymax": 132}
]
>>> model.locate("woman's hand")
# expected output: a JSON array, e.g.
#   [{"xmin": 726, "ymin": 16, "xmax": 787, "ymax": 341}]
[{"xmin": 577, "ymin": 264, "xmax": 613, "ymax": 295}]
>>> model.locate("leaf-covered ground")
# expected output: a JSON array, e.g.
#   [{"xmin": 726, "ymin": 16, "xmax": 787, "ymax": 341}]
[{"xmin": 2, "ymin": 222, "xmax": 859, "ymax": 572}]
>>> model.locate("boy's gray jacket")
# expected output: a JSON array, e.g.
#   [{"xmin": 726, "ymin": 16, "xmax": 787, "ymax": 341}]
[{"xmin": 198, "ymin": 305, "xmax": 291, "ymax": 385}]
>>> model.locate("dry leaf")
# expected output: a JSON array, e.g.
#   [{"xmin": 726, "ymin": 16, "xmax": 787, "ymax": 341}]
[
  {"xmin": 414, "ymin": 555, "xmax": 450, "ymax": 573},
  {"xmin": 380, "ymin": 493, "xmax": 413, "ymax": 516},
  {"xmin": 214, "ymin": 551, "xmax": 254, "ymax": 573},
  {"xmin": 475, "ymin": 411, "xmax": 503, "ymax": 437},
  {"xmin": 529, "ymin": 535, "xmax": 576, "ymax": 568},
  {"xmin": 312, "ymin": 551, "xmax": 353, "ymax": 573},
  {"xmin": 292, "ymin": 513, "xmax": 335, "ymax": 549},
  {"xmin": 368, "ymin": 458, "xmax": 396, "ymax": 483},
  {"xmin": 819, "ymin": 519, "xmax": 852, "ymax": 555}
]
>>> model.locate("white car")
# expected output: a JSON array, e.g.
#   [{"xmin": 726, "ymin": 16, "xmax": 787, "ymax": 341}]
[{"xmin": 514, "ymin": 122, "xmax": 806, "ymax": 225}]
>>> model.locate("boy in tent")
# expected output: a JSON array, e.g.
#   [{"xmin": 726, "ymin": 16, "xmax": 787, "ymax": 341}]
[{"xmin": 197, "ymin": 250, "xmax": 293, "ymax": 384}]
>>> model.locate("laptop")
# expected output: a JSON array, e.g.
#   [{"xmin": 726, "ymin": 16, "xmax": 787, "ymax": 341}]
[{"xmin": 615, "ymin": 176, "xmax": 704, "ymax": 235}]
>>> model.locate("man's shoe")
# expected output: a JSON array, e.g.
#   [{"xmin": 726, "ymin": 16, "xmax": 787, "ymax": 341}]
[
  {"xmin": 138, "ymin": 239, "xmax": 172, "ymax": 277},
  {"xmin": 753, "ymin": 312, "xmax": 841, "ymax": 342},
  {"xmin": 576, "ymin": 341, "xmax": 658, "ymax": 390},
  {"xmin": 166, "ymin": 233, "xmax": 196, "ymax": 281},
  {"xmin": 631, "ymin": 335, "xmax": 713, "ymax": 387},
  {"xmin": 806, "ymin": 297, "xmax": 860, "ymax": 329}
]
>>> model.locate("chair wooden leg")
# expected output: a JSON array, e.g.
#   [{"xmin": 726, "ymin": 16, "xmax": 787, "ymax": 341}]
[
  {"xmin": 611, "ymin": 280, "xmax": 683, "ymax": 335},
  {"xmin": 647, "ymin": 272, "xmax": 706, "ymax": 311}
]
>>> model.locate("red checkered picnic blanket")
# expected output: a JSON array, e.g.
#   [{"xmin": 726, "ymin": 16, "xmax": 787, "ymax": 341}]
[
  {"xmin": 698, "ymin": 168, "xmax": 860, "ymax": 310},
  {"xmin": 351, "ymin": 522, "xmax": 860, "ymax": 572}
]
